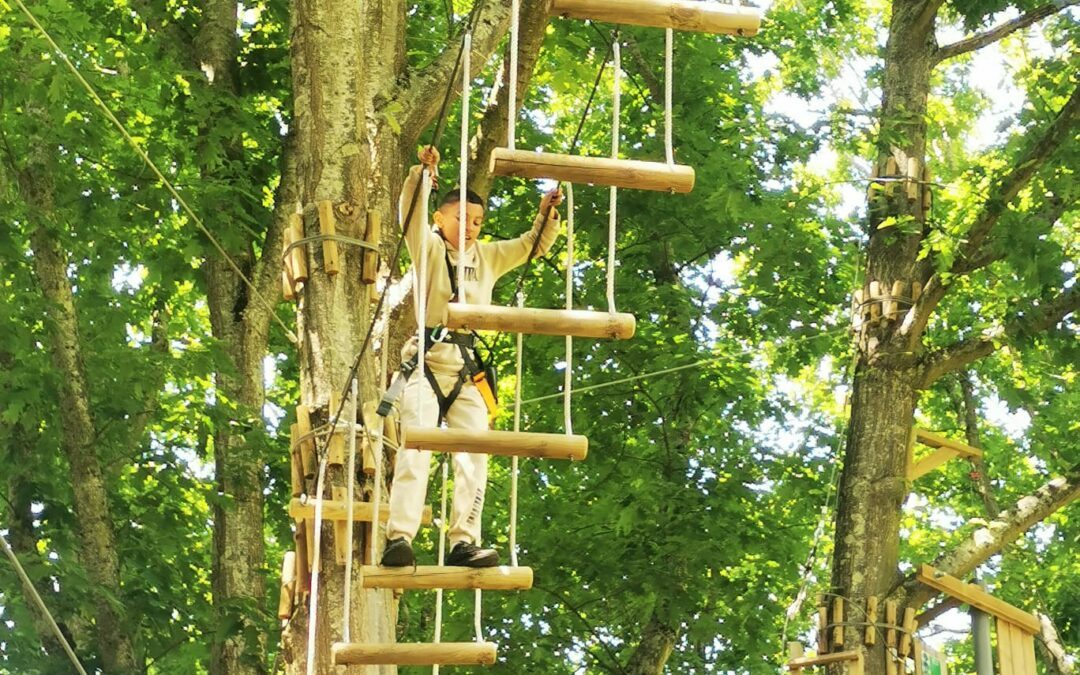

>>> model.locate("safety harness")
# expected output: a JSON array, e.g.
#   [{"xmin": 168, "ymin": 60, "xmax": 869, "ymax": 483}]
[{"xmin": 377, "ymin": 239, "xmax": 498, "ymax": 424}]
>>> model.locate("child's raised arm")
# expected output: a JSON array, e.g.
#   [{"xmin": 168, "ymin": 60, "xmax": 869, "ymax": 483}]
[
  {"xmin": 399, "ymin": 146, "xmax": 440, "ymax": 256},
  {"xmin": 487, "ymin": 187, "xmax": 564, "ymax": 278}
]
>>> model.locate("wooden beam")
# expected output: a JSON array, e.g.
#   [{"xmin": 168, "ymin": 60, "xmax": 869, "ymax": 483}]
[
  {"xmin": 445, "ymin": 304, "xmax": 636, "ymax": 339},
  {"xmin": 332, "ymin": 642, "xmax": 498, "ymax": 666},
  {"xmin": 787, "ymin": 650, "xmax": 863, "ymax": 669},
  {"xmin": 289, "ymin": 498, "xmax": 433, "ymax": 524},
  {"xmin": 550, "ymin": 0, "xmax": 761, "ymax": 36},
  {"xmin": 359, "ymin": 565, "xmax": 533, "ymax": 590},
  {"xmin": 908, "ymin": 447, "xmax": 960, "ymax": 480},
  {"xmin": 403, "ymin": 426, "xmax": 589, "ymax": 461},
  {"xmin": 916, "ymin": 565, "xmax": 1040, "ymax": 634},
  {"xmin": 490, "ymin": 148, "xmax": 695, "ymax": 193},
  {"xmin": 913, "ymin": 428, "xmax": 983, "ymax": 458}
]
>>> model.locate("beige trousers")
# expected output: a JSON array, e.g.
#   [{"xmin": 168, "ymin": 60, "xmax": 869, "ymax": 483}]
[{"xmin": 386, "ymin": 368, "xmax": 489, "ymax": 548}]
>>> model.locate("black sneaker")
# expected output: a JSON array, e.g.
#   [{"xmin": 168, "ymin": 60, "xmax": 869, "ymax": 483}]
[
  {"xmin": 445, "ymin": 541, "xmax": 499, "ymax": 568},
  {"xmin": 380, "ymin": 537, "xmax": 415, "ymax": 567}
]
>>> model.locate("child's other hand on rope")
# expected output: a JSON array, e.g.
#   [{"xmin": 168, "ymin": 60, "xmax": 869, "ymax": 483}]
[
  {"xmin": 418, "ymin": 145, "xmax": 441, "ymax": 191},
  {"xmin": 539, "ymin": 187, "xmax": 563, "ymax": 217}
]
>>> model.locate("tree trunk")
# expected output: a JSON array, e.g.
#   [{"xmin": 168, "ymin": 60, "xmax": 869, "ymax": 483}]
[
  {"xmin": 829, "ymin": 1, "xmax": 937, "ymax": 671},
  {"xmin": 624, "ymin": 603, "xmax": 679, "ymax": 675},
  {"xmin": 23, "ymin": 168, "xmax": 140, "ymax": 672}
]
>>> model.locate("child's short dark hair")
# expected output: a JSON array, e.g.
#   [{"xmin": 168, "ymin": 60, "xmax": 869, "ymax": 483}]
[{"xmin": 441, "ymin": 187, "xmax": 485, "ymax": 209}]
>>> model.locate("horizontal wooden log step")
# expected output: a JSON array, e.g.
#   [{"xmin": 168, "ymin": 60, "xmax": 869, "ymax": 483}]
[
  {"xmin": 490, "ymin": 148, "xmax": 695, "ymax": 193},
  {"xmin": 913, "ymin": 428, "xmax": 982, "ymax": 458},
  {"xmin": 360, "ymin": 565, "xmax": 533, "ymax": 590},
  {"xmin": 445, "ymin": 304, "xmax": 636, "ymax": 339},
  {"xmin": 332, "ymin": 641, "xmax": 498, "ymax": 666},
  {"xmin": 551, "ymin": 0, "xmax": 762, "ymax": 35},
  {"xmin": 403, "ymin": 426, "xmax": 588, "ymax": 461},
  {"xmin": 288, "ymin": 499, "xmax": 433, "ymax": 524}
]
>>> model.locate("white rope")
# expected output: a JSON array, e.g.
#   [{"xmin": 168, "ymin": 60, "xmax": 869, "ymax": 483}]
[
  {"xmin": 458, "ymin": 31, "xmax": 472, "ymax": 303},
  {"xmin": 0, "ymin": 533, "xmax": 89, "ymax": 675},
  {"xmin": 342, "ymin": 378, "xmax": 359, "ymax": 642},
  {"xmin": 607, "ymin": 39, "xmax": 621, "ymax": 313},
  {"xmin": 305, "ymin": 452, "xmax": 330, "ymax": 675},
  {"xmin": 475, "ymin": 589, "xmax": 483, "ymax": 641},
  {"xmin": 432, "ymin": 457, "xmax": 450, "ymax": 675},
  {"xmin": 664, "ymin": 28, "xmax": 674, "ymax": 165},
  {"xmin": 564, "ymin": 184, "xmax": 575, "ymax": 435},
  {"xmin": 508, "ymin": 0, "xmax": 520, "ymax": 150},
  {"xmin": 510, "ymin": 324, "xmax": 524, "ymax": 567},
  {"xmin": 417, "ymin": 168, "xmax": 432, "ymax": 418}
]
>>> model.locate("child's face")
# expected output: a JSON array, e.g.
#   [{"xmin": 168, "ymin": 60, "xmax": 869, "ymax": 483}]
[{"xmin": 436, "ymin": 201, "xmax": 485, "ymax": 250}]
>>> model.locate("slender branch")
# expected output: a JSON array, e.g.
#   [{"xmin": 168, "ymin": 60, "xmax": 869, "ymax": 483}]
[
  {"xmin": 954, "ymin": 82, "xmax": 1080, "ymax": 270},
  {"xmin": 902, "ymin": 462, "xmax": 1080, "ymax": 609},
  {"xmin": 390, "ymin": 0, "xmax": 516, "ymax": 146},
  {"xmin": 934, "ymin": 1, "xmax": 1079, "ymax": 64},
  {"xmin": 952, "ymin": 194, "xmax": 1068, "ymax": 276},
  {"xmin": 918, "ymin": 284, "xmax": 1079, "ymax": 387}
]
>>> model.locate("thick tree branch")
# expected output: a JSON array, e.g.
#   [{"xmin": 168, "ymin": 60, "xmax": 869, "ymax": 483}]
[
  {"xmin": 901, "ymin": 463, "xmax": 1080, "ymax": 609},
  {"xmin": 468, "ymin": 0, "xmax": 553, "ymax": 198},
  {"xmin": 392, "ymin": 0, "xmax": 516, "ymax": 146},
  {"xmin": 952, "ymin": 194, "xmax": 1068, "ymax": 276},
  {"xmin": 918, "ymin": 284, "xmax": 1079, "ymax": 387},
  {"xmin": 934, "ymin": 1, "xmax": 1079, "ymax": 64},
  {"xmin": 954, "ymin": 83, "xmax": 1080, "ymax": 271},
  {"xmin": 1036, "ymin": 612, "xmax": 1075, "ymax": 675}
]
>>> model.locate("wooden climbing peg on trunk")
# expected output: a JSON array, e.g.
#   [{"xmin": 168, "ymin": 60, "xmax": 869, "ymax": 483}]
[
  {"xmin": 318, "ymin": 200, "xmax": 340, "ymax": 276},
  {"xmin": 865, "ymin": 597, "xmax": 878, "ymax": 645},
  {"xmin": 362, "ymin": 211, "xmax": 380, "ymax": 284}
]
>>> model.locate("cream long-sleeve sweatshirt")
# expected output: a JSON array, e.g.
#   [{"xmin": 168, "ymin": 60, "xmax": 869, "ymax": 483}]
[{"xmin": 400, "ymin": 165, "xmax": 561, "ymax": 373}]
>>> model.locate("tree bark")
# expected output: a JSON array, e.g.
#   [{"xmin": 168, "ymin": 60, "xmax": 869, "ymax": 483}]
[
  {"xmin": 23, "ymin": 170, "xmax": 140, "ymax": 672},
  {"xmin": 624, "ymin": 603, "xmax": 679, "ymax": 675}
]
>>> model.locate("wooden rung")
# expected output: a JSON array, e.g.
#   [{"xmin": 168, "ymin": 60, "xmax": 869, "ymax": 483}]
[
  {"xmin": 289, "ymin": 498, "xmax": 433, "ymax": 524},
  {"xmin": 787, "ymin": 650, "xmax": 863, "ymax": 669},
  {"xmin": 360, "ymin": 565, "xmax": 533, "ymax": 590},
  {"xmin": 490, "ymin": 148, "xmax": 695, "ymax": 193},
  {"xmin": 318, "ymin": 200, "xmax": 340, "ymax": 276},
  {"xmin": 916, "ymin": 565, "xmax": 1039, "ymax": 633},
  {"xmin": 913, "ymin": 428, "xmax": 982, "ymax": 458},
  {"xmin": 550, "ymin": 0, "xmax": 761, "ymax": 36},
  {"xmin": 445, "ymin": 304, "xmax": 636, "ymax": 339},
  {"xmin": 332, "ymin": 642, "xmax": 498, "ymax": 666},
  {"xmin": 404, "ymin": 426, "xmax": 588, "ymax": 461}
]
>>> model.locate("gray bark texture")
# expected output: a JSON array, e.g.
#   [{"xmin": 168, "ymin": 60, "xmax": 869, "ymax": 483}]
[{"xmin": 23, "ymin": 168, "xmax": 140, "ymax": 672}]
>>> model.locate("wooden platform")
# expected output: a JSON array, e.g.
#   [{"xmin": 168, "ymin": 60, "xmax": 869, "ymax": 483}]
[
  {"xmin": 288, "ymin": 498, "xmax": 432, "ymax": 524},
  {"xmin": 360, "ymin": 565, "xmax": 533, "ymax": 590},
  {"xmin": 916, "ymin": 565, "xmax": 1039, "ymax": 633},
  {"xmin": 403, "ymin": 426, "xmax": 588, "ymax": 461},
  {"xmin": 907, "ymin": 428, "xmax": 983, "ymax": 480},
  {"xmin": 787, "ymin": 650, "xmax": 863, "ymax": 674},
  {"xmin": 332, "ymin": 641, "xmax": 498, "ymax": 666},
  {"xmin": 490, "ymin": 148, "xmax": 695, "ymax": 193},
  {"xmin": 445, "ymin": 304, "xmax": 636, "ymax": 339},
  {"xmin": 551, "ymin": 0, "xmax": 762, "ymax": 36}
]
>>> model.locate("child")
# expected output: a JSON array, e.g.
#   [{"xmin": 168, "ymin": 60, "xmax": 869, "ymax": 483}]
[{"xmin": 382, "ymin": 146, "xmax": 563, "ymax": 568}]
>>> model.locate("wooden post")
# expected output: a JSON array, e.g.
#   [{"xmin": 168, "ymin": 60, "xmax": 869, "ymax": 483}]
[
  {"xmin": 868, "ymin": 281, "xmax": 881, "ymax": 321},
  {"xmin": 318, "ymin": 200, "xmax": 340, "ymax": 276},
  {"xmin": 787, "ymin": 642, "xmax": 805, "ymax": 675},
  {"xmin": 885, "ymin": 600, "xmax": 898, "ymax": 675},
  {"xmin": 288, "ymin": 212, "xmax": 308, "ymax": 283},
  {"xmin": 331, "ymin": 486, "xmax": 350, "ymax": 566},
  {"xmin": 832, "ymin": 597, "xmax": 845, "ymax": 648},
  {"xmin": 884, "ymin": 157, "xmax": 899, "ymax": 197},
  {"xmin": 327, "ymin": 392, "xmax": 346, "ymax": 466},
  {"xmin": 905, "ymin": 157, "xmax": 920, "ymax": 202},
  {"xmin": 277, "ymin": 551, "xmax": 296, "ymax": 620},
  {"xmin": 920, "ymin": 166, "xmax": 933, "ymax": 219},
  {"xmin": 818, "ymin": 602, "xmax": 830, "ymax": 654},
  {"xmin": 281, "ymin": 268, "xmax": 296, "ymax": 301},
  {"xmin": 294, "ymin": 522, "xmax": 310, "ymax": 594},
  {"xmin": 886, "ymin": 280, "xmax": 906, "ymax": 321},
  {"xmin": 362, "ymin": 211, "xmax": 380, "ymax": 284},
  {"xmin": 289, "ymin": 445, "xmax": 304, "ymax": 497},
  {"xmin": 865, "ymin": 597, "xmax": 878, "ymax": 645},
  {"xmin": 899, "ymin": 608, "xmax": 916, "ymax": 658},
  {"xmin": 913, "ymin": 640, "xmax": 923, "ymax": 675},
  {"xmin": 297, "ymin": 405, "xmax": 315, "ymax": 478}
]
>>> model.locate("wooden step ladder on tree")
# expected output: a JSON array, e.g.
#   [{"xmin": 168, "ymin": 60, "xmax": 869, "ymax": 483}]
[
  {"xmin": 917, "ymin": 565, "xmax": 1039, "ymax": 675},
  {"xmin": 295, "ymin": 1, "xmax": 763, "ymax": 670}
]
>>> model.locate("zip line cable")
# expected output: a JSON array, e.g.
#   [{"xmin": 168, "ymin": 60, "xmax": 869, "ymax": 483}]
[
  {"xmin": 12, "ymin": 0, "xmax": 298, "ymax": 345},
  {"xmin": 0, "ymin": 532, "xmax": 89, "ymax": 675}
]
